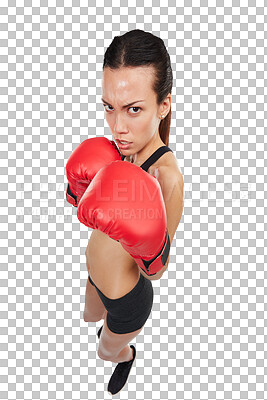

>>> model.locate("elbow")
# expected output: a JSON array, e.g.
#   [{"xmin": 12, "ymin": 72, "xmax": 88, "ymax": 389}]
[
  {"xmin": 137, "ymin": 254, "xmax": 170, "ymax": 281},
  {"xmin": 149, "ymin": 269, "xmax": 164, "ymax": 281},
  {"xmin": 151, "ymin": 262, "xmax": 169, "ymax": 281},
  {"xmin": 156, "ymin": 256, "xmax": 170, "ymax": 279},
  {"xmin": 137, "ymin": 266, "xmax": 162, "ymax": 281}
]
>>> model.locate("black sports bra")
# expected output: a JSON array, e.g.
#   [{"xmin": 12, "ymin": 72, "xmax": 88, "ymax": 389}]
[{"xmin": 120, "ymin": 145, "xmax": 173, "ymax": 172}]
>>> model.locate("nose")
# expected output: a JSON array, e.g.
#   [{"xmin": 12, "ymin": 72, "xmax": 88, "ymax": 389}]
[{"xmin": 113, "ymin": 113, "xmax": 128, "ymax": 134}]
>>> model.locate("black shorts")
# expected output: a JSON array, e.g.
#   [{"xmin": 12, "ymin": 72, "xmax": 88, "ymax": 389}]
[{"xmin": 88, "ymin": 272, "xmax": 154, "ymax": 334}]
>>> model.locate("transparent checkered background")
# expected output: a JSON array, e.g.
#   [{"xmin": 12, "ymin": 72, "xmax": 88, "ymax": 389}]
[{"xmin": 1, "ymin": 1, "xmax": 266, "ymax": 399}]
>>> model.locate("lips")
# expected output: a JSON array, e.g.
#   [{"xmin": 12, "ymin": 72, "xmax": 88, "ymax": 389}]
[
  {"xmin": 116, "ymin": 139, "xmax": 132, "ymax": 144},
  {"xmin": 115, "ymin": 139, "xmax": 133, "ymax": 150}
]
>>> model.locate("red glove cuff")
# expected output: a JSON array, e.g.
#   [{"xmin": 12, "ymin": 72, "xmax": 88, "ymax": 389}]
[
  {"xmin": 66, "ymin": 183, "xmax": 78, "ymax": 207},
  {"xmin": 133, "ymin": 229, "xmax": 170, "ymax": 276}
]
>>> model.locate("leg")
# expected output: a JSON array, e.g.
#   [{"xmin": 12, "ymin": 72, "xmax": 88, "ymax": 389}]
[
  {"xmin": 97, "ymin": 311, "xmax": 144, "ymax": 363},
  {"xmin": 98, "ymin": 273, "xmax": 153, "ymax": 363},
  {"xmin": 83, "ymin": 276, "xmax": 106, "ymax": 322}
]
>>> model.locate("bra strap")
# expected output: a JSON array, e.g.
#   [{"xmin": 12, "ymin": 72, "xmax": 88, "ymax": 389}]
[
  {"xmin": 120, "ymin": 145, "xmax": 173, "ymax": 171},
  {"xmin": 140, "ymin": 146, "xmax": 173, "ymax": 172}
]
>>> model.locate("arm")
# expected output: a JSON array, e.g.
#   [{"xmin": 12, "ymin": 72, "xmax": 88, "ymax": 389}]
[
  {"xmin": 140, "ymin": 166, "xmax": 184, "ymax": 280},
  {"xmin": 77, "ymin": 160, "xmax": 170, "ymax": 276}
]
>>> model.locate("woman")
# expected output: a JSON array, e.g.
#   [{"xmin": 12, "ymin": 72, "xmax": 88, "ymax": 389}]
[{"xmin": 83, "ymin": 29, "xmax": 184, "ymax": 394}]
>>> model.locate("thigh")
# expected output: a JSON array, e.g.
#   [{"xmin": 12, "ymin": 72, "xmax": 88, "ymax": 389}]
[
  {"xmin": 83, "ymin": 276, "xmax": 106, "ymax": 322},
  {"xmin": 98, "ymin": 274, "xmax": 154, "ymax": 359},
  {"xmin": 106, "ymin": 273, "xmax": 154, "ymax": 334}
]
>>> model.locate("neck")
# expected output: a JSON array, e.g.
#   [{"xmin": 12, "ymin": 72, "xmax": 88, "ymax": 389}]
[{"xmin": 128, "ymin": 136, "xmax": 165, "ymax": 167}]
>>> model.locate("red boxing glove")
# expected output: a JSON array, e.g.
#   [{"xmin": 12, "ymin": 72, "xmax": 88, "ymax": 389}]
[
  {"xmin": 77, "ymin": 160, "xmax": 170, "ymax": 276},
  {"xmin": 65, "ymin": 137, "xmax": 121, "ymax": 207}
]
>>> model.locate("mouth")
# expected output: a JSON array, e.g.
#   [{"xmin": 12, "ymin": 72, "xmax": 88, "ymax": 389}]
[
  {"xmin": 116, "ymin": 139, "xmax": 133, "ymax": 145},
  {"xmin": 116, "ymin": 139, "xmax": 133, "ymax": 150}
]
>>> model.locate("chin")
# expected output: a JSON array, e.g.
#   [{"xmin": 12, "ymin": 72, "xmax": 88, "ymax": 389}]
[{"xmin": 121, "ymin": 147, "xmax": 133, "ymax": 153}]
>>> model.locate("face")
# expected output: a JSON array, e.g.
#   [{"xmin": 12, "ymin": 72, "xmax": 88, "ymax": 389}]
[{"xmin": 101, "ymin": 66, "xmax": 166, "ymax": 154}]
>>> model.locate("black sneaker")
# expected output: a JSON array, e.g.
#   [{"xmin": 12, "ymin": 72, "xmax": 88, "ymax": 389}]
[{"xmin": 107, "ymin": 345, "xmax": 136, "ymax": 395}]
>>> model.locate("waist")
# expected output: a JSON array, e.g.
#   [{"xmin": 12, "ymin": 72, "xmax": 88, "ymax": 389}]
[
  {"xmin": 88, "ymin": 271, "xmax": 145, "ymax": 304},
  {"xmin": 86, "ymin": 229, "xmax": 141, "ymax": 298},
  {"xmin": 89, "ymin": 263, "xmax": 140, "ymax": 299}
]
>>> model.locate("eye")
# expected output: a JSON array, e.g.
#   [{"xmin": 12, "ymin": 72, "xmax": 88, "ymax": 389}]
[
  {"xmin": 102, "ymin": 104, "xmax": 141, "ymax": 114},
  {"xmin": 103, "ymin": 104, "xmax": 113, "ymax": 112},
  {"xmin": 129, "ymin": 107, "xmax": 141, "ymax": 114}
]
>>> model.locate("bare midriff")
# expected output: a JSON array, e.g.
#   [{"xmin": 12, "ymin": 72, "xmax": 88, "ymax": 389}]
[{"xmin": 85, "ymin": 229, "xmax": 141, "ymax": 299}]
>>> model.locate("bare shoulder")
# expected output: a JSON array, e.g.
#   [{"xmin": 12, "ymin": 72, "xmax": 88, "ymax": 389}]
[{"xmin": 148, "ymin": 151, "xmax": 184, "ymax": 191}]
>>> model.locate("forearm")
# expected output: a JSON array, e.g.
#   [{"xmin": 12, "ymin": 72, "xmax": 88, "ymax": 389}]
[
  {"xmin": 138, "ymin": 268, "xmax": 160, "ymax": 281},
  {"xmin": 137, "ymin": 258, "xmax": 168, "ymax": 281}
]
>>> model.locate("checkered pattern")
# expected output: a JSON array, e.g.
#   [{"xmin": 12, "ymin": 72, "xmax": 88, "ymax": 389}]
[{"xmin": 1, "ymin": 1, "xmax": 266, "ymax": 399}]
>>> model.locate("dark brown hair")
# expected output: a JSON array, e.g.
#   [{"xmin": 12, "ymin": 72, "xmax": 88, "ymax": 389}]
[{"xmin": 102, "ymin": 29, "xmax": 173, "ymax": 146}]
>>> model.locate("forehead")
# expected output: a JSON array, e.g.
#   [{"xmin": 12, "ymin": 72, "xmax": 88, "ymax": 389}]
[{"xmin": 101, "ymin": 66, "xmax": 155, "ymax": 102}]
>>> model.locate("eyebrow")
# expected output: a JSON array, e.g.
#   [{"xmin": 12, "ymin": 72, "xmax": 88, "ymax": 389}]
[{"xmin": 101, "ymin": 98, "xmax": 145, "ymax": 109}]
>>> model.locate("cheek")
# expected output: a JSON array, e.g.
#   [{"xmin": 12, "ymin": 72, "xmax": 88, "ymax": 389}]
[
  {"xmin": 141, "ymin": 115, "xmax": 157, "ymax": 135},
  {"xmin": 132, "ymin": 115, "xmax": 152, "ymax": 130}
]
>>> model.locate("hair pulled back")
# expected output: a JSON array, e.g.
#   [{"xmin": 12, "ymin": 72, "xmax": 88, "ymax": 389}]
[{"xmin": 103, "ymin": 29, "xmax": 173, "ymax": 146}]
